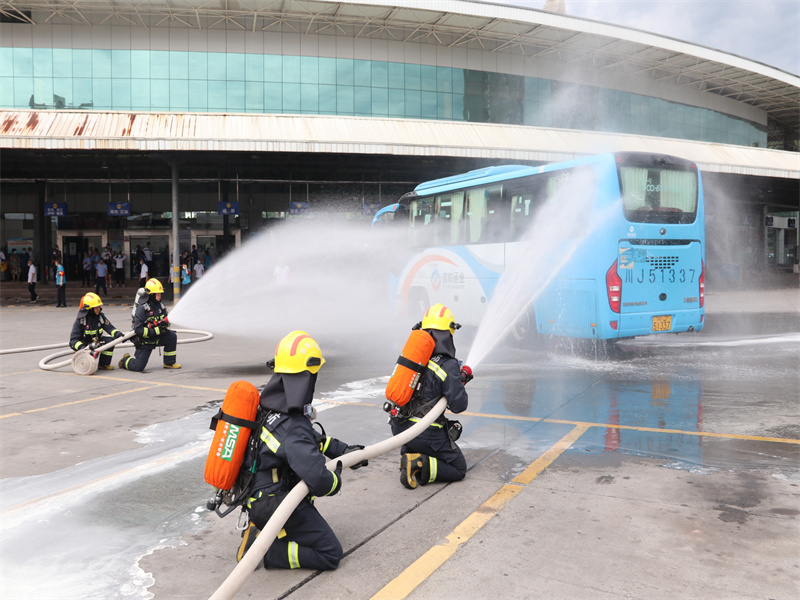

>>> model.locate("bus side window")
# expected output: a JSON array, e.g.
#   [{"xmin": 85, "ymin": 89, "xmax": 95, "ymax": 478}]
[
  {"xmin": 508, "ymin": 177, "xmax": 544, "ymax": 240},
  {"xmin": 435, "ymin": 192, "xmax": 465, "ymax": 245},
  {"xmin": 483, "ymin": 186, "xmax": 505, "ymax": 243},
  {"xmin": 410, "ymin": 198, "xmax": 437, "ymax": 247},
  {"xmin": 466, "ymin": 188, "xmax": 486, "ymax": 243}
]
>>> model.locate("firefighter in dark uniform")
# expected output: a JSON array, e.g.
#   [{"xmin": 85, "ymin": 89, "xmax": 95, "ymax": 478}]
[
  {"xmin": 241, "ymin": 330, "xmax": 365, "ymax": 570},
  {"xmin": 390, "ymin": 303, "xmax": 473, "ymax": 489},
  {"xmin": 70, "ymin": 292, "xmax": 125, "ymax": 371},
  {"xmin": 118, "ymin": 278, "xmax": 181, "ymax": 371}
]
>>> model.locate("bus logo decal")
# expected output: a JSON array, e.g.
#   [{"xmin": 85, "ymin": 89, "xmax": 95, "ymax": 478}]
[{"xmin": 431, "ymin": 268, "xmax": 441, "ymax": 291}]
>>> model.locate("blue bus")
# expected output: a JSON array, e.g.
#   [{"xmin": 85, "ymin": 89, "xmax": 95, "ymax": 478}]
[{"xmin": 374, "ymin": 152, "xmax": 705, "ymax": 341}]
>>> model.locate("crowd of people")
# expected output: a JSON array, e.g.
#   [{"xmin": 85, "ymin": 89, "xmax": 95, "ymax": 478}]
[{"xmin": 0, "ymin": 241, "xmax": 220, "ymax": 297}]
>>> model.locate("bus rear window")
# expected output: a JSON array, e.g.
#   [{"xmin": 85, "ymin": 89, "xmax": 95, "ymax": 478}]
[{"xmin": 620, "ymin": 166, "xmax": 698, "ymax": 224}]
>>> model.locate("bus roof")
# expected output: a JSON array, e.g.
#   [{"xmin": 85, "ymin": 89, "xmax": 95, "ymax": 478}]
[
  {"xmin": 408, "ymin": 152, "xmax": 696, "ymax": 199},
  {"xmin": 414, "ymin": 164, "xmax": 536, "ymax": 194}
]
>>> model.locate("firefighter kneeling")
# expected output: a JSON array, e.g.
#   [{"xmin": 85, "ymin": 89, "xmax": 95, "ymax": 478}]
[
  {"xmin": 70, "ymin": 292, "xmax": 125, "ymax": 370},
  {"xmin": 118, "ymin": 278, "xmax": 181, "ymax": 371},
  {"xmin": 240, "ymin": 331, "xmax": 367, "ymax": 570},
  {"xmin": 388, "ymin": 303, "xmax": 473, "ymax": 489}
]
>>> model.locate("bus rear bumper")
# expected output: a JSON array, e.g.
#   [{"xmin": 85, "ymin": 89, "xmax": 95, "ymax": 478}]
[{"xmin": 619, "ymin": 309, "xmax": 705, "ymax": 337}]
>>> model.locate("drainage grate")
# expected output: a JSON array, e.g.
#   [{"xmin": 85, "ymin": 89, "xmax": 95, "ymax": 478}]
[{"xmin": 645, "ymin": 255, "xmax": 679, "ymax": 269}]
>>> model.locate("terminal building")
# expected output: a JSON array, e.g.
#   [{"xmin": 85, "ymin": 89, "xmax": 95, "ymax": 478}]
[{"xmin": 1, "ymin": 0, "xmax": 798, "ymax": 288}]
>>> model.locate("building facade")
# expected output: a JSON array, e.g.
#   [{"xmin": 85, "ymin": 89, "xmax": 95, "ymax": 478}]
[{"xmin": 1, "ymin": 0, "xmax": 798, "ymax": 286}]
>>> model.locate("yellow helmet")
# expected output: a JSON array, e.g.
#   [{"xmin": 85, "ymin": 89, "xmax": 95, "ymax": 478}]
[
  {"xmin": 274, "ymin": 330, "xmax": 325, "ymax": 374},
  {"xmin": 145, "ymin": 278, "xmax": 164, "ymax": 294},
  {"xmin": 421, "ymin": 303, "xmax": 459, "ymax": 334},
  {"xmin": 81, "ymin": 292, "xmax": 103, "ymax": 310}
]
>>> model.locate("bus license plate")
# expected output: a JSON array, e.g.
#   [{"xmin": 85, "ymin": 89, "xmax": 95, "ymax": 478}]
[{"xmin": 652, "ymin": 315, "xmax": 672, "ymax": 332}]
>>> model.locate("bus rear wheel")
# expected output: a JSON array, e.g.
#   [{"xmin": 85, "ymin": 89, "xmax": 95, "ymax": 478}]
[{"xmin": 510, "ymin": 307, "xmax": 537, "ymax": 347}]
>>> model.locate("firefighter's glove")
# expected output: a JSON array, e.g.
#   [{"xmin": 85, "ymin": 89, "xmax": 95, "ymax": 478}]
[
  {"xmin": 460, "ymin": 365, "xmax": 473, "ymax": 385},
  {"xmin": 114, "ymin": 331, "xmax": 124, "ymax": 339},
  {"xmin": 343, "ymin": 445, "xmax": 368, "ymax": 469},
  {"xmin": 158, "ymin": 317, "xmax": 170, "ymax": 329},
  {"xmin": 330, "ymin": 461, "xmax": 343, "ymax": 496}
]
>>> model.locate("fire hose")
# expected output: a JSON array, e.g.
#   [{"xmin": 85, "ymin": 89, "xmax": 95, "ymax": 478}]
[
  {"xmin": 208, "ymin": 396, "xmax": 448, "ymax": 600},
  {"xmin": 33, "ymin": 329, "xmax": 214, "ymax": 375}
]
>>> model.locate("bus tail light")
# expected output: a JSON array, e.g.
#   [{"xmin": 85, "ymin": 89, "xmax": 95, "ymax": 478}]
[
  {"xmin": 606, "ymin": 260, "xmax": 621, "ymax": 313},
  {"xmin": 610, "ymin": 321, "xmax": 618, "ymax": 330},
  {"xmin": 699, "ymin": 260, "xmax": 705, "ymax": 308}
]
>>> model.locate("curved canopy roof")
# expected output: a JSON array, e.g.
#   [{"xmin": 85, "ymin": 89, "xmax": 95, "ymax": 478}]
[
  {"xmin": 1, "ymin": 0, "xmax": 798, "ymax": 132},
  {"xmin": 2, "ymin": 110, "xmax": 798, "ymax": 181}
]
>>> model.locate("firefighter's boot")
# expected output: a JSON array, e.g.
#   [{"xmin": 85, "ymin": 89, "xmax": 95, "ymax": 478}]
[
  {"xmin": 118, "ymin": 353, "xmax": 130, "ymax": 370},
  {"xmin": 400, "ymin": 453, "xmax": 425, "ymax": 489}
]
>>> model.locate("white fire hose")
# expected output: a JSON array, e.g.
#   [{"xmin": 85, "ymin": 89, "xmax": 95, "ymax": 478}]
[
  {"xmin": 209, "ymin": 396, "xmax": 448, "ymax": 600},
  {"xmin": 34, "ymin": 329, "xmax": 214, "ymax": 375}
]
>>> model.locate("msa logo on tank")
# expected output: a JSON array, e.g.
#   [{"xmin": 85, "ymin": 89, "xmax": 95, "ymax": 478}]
[{"xmin": 216, "ymin": 423, "xmax": 242, "ymax": 462}]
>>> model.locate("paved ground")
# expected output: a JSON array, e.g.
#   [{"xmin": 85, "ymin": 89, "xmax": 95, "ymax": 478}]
[{"xmin": 1, "ymin": 273, "xmax": 798, "ymax": 600}]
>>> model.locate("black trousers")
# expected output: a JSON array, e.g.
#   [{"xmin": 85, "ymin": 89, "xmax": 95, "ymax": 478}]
[
  {"xmin": 28, "ymin": 282, "xmax": 37, "ymax": 301},
  {"xmin": 250, "ymin": 493, "xmax": 342, "ymax": 571},
  {"xmin": 57, "ymin": 284, "xmax": 66, "ymax": 306},
  {"xmin": 115, "ymin": 268, "xmax": 125, "ymax": 285},
  {"xmin": 95, "ymin": 276, "xmax": 107, "ymax": 295},
  {"xmin": 122, "ymin": 330, "xmax": 177, "ymax": 371},
  {"xmin": 391, "ymin": 419, "xmax": 467, "ymax": 482}
]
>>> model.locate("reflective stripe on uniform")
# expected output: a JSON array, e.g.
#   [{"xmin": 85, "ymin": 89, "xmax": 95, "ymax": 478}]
[
  {"xmin": 326, "ymin": 472, "xmax": 339, "ymax": 496},
  {"xmin": 287, "ymin": 541, "xmax": 300, "ymax": 569},
  {"xmin": 260, "ymin": 428, "xmax": 281, "ymax": 453},
  {"xmin": 164, "ymin": 350, "xmax": 177, "ymax": 357},
  {"xmin": 246, "ymin": 490, "xmax": 263, "ymax": 509},
  {"xmin": 428, "ymin": 360, "xmax": 447, "ymax": 382},
  {"xmin": 428, "ymin": 456, "xmax": 438, "ymax": 483},
  {"xmin": 319, "ymin": 436, "xmax": 331, "ymax": 453},
  {"xmin": 409, "ymin": 417, "xmax": 443, "ymax": 428}
]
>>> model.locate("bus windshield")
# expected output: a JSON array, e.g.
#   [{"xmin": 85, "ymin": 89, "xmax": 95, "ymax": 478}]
[{"xmin": 619, "ymin": 165, "xmax": 698, "ymax": 224}]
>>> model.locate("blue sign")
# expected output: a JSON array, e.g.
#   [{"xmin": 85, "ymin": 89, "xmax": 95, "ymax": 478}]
[
  {"xmin": 108, "ymin": 202, "xmax": 131, "ymax": 216},
  {"xmin": 289, "ymin": 202, "xmax": 310, "ymax": 216},
  {"xmin": 44, "ymin": 202, "xmax": 67, "ymax": 217},
  {"xmin": 362, "ymin": 202, "xmax": 382, "ymax": 215},
  {"xmin": 218, "ymin": 201, "xmax": 240, "ymax": 215}
]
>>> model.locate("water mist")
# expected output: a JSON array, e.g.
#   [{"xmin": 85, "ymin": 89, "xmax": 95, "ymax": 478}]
[
  {"xmin": 169, "ymin": 220, "xmax": 413, "ymax": 345},
  {"xmin": 466, "ymin": 176, "xmax": 620, "ymax": 368}
]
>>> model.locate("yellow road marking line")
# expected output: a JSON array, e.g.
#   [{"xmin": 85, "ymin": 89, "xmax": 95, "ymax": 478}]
[
  {"xmin": 1, "ymin": 387, "xmax": 155, "ymax": 418},
  {"xmin": 371, "ymin": 424, "xmax": 589, "ymax": 600},
  {"xmin": 460, "ymin": 410, "xmax": 800, "ymax": 445},
  {"xmin": 0, "ymin": 370, "xmax": 46, "ymax": 377},
  {"xmin": 513, "ymin": 424, "xmax": 592, "ymax": 484},
  {"xmin": 111, "ymin": 378, "xmax": 225, "ymax": 393}
]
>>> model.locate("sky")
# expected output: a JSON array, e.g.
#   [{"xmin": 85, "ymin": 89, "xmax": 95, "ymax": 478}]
[{"xmin": 494, "ymin": 1, "xmax": 799, "ymax": 75}]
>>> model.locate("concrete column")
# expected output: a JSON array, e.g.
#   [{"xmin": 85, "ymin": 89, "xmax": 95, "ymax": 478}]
[
  {"xmin": 171, "ymin": 162, "xmax": 180, "ymax": 303},
  {"xmin": 776, "ymin": 229, "xmax": 785, "ymax": 265},
  {"xmin": 37, "ymin": 180, "xmax": 48, "ymax": 283}
]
